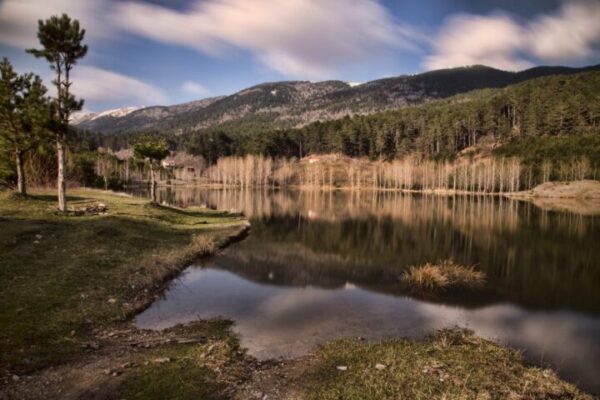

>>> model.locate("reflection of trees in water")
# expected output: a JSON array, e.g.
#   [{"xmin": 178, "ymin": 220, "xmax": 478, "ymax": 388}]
[
  {"xmin": 149, "ymin": 187, "xmax": 599, "ymax": 313},
  {"xmin": 155, "ymin": 187, "xmax": 590, "ymax": 236}
]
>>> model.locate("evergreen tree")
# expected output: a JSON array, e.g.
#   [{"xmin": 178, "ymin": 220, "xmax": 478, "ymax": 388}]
[
  {"xmin": 28, "ymin": 14, "xmax": 87, "ymax": 211},
  {"xmin": 134, "ymin": 137, "xmax": 169, "ymax": 203},
  {"xmin": 0, "ymin": 58, "xmax": 52, "ymax": 195}
]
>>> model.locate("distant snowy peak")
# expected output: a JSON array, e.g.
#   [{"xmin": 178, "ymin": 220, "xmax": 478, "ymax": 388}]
[
  {"xmin": 93, "ymin": 106, "xmax": 141, "ymax": 120},
  {"xmin": 346, "ymin": 81, "xmax": 363, "ymax": 87},
  {"xmin": 71, "ymin": 106, "xmax": 141, "ymax": 124}
]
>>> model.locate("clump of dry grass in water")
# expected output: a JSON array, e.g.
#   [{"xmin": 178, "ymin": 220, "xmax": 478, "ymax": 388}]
[
  {"xmin": 190, "ymin": 234, "xmax": 215, "ymax": 256},
  {"xmin": 402, "ymin": 260, "xmax": 485, "ymax": 292}
]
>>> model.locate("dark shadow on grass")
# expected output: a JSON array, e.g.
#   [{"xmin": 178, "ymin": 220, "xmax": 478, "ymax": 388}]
[
  {"xmin": 145, "ymin": 202, "xmax": 235, "ymax": 218},
  {"xmin": 27, "ymin": 194, "xmax": 88, "ymax": 203}
]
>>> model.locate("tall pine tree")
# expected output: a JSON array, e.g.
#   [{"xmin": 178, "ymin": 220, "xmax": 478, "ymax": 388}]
[{"xmin": 28, "ymin": 14, "xmax": 87, "ymax": 211}]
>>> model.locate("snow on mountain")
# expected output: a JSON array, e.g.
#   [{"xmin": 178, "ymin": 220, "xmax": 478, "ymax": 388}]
[
  {"xmin": 71, "ymin": 106, "xmax": 141, "ymax": 124},
  {"xmin": 92, "ymin": 106, "xmax": 141, "ymax": 120}
]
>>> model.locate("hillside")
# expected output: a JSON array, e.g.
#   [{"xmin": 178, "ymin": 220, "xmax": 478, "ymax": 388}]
[{"xmin": 74, "ymin": 64, "xmax": 600, "ymax": 135}]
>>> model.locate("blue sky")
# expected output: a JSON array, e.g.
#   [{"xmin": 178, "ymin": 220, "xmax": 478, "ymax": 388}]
[{"xmin": 1, "ymin": 0, "xmax": 599, "ymax": 112}]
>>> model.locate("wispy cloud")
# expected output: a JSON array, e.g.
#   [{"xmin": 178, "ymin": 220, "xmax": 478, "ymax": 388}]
[
  {"xmin": 424, "ymin": 0, "xmax": 600, "ymax": 71},
  {"xmin": 0, "ymin": 0, "xmax": 114, "ymax": 49},
  {"xmin": 70, "ymin": 66, "xmax": 168, "ymax": 106},
  {"xmin": 528, "ymin": 0, "xmax": 600, "ymax": 61},
  {"xmin": 424, "ymin": 14, "xmax": 531, "ymax": 71},
  {"xmin": 113, "ymin": 0, "xmax": 420, "ymax": 79},
  {"xmin": 181, "ymin": 81, "xmax": 209, "ymax": 97}
]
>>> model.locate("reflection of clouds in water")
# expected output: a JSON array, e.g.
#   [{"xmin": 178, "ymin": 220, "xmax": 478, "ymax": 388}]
[{"xmin": 136, "ymin": 268, "xmax": 600, "ymax": 394}]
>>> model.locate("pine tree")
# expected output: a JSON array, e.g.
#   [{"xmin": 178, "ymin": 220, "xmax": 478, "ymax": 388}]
[
  {"xmin": 28, "ymin": 14, "xmax": 87, "ymax": 211},
  {"xmin": 134, "ymin": 137, "xmax": 169, "ymax": 203},
  {"xmin": 0, "ymin": 58, "xmax": 52, "ymax": 195}
]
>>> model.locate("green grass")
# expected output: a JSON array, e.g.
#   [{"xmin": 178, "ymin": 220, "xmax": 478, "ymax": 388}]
[
  {"xmin": 0, "ymin": 188, "xmax": 246, "ymax": 373},
  {"xmin": 118, "ymin": 321, "xmax": 248, "ymax": 400},
  {"xmin": 303, "ymin": 329, "xmax": 593, "ymax": 400}
]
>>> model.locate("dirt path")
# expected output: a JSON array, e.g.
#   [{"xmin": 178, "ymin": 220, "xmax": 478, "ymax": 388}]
[{"xmin": 1, "ymin": 325, "xmax": 204, "ymax": 399}]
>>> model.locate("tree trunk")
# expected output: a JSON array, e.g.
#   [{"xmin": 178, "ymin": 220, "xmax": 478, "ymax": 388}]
[
  {"xmin": 57, "ymin": 136, "xmax": 67, "ymax": 212},
  {"xmin": 15, "ymin": 150, "xmax": 26, "ymax": 196},
  {"xmin": 150, "ymin": 164, "xmax": 157, "ymax": 203}
]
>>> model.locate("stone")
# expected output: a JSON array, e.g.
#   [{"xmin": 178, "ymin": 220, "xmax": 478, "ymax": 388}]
[
  {"xmin": 152, "ymin": 357, "xmax": 171, "ymax": 364},
  {"xmin": 375, "ymin": 363, "xmax": 386, "ymax": 370},
  {"xmin": 336, "ymin": 365, "xmax": 348, "ymax": 371}
]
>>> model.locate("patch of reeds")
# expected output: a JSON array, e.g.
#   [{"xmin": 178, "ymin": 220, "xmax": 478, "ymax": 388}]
[
  {"xmin": 401, "ymin": 260, "xmax": 486, "ymax": 292},
  {"xmin": 189, "ymin": 234, "xmax": 216, "ymax": 256}
]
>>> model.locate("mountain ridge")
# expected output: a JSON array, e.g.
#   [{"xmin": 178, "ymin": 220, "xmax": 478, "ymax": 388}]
[{"xmin": 75, "ymin": 64, "xmax": 600, "ymax": 135}]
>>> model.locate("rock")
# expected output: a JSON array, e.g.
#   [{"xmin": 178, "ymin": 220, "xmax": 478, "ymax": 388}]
[
  {"xmin": 152, "ymin": 357, "xmax": 171, "ymax": 364},
  {"xmin": 107, "ymin": 298, "xmax": 117, "ymax": 304},
  {"xmin": 375, "ymin": 363, "xmax": 386, "ymax": 370},
  {"xmin": 35, "ymin": 234, "xmax": 43, "ymax": 239},
  {"xmin": 336, "ymin": 365, "xmax": 348, "ymax": 371},
  {"xmin": 12, "ymin": 375, "xmax": 20, "ymax": 381}
]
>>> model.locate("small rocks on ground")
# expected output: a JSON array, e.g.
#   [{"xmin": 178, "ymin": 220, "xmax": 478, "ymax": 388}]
[
  {"xmin": 152, "ymin": 357, "xmax": 171, "ymax": 364},
  {"xmin": 336, "ymin": 365, "xmax": 348, "ymax": 371},
  {"xmin": 375, "ymin": 363, "xmax": 386, "ymax": 370}
]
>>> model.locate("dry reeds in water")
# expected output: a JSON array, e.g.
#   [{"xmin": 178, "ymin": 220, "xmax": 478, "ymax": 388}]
[
  {"xmin": 402, "ymin": 260, "xmax": 485, "ymax": 292},
  {"xmin": 190, "ymin": 234, "xmax": 216, "ymax": 256}
]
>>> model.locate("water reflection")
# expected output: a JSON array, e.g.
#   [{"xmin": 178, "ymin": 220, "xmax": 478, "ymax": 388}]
[{"xmin": 133, "ymin": 187, "xmax": 600, "ymax": 394}]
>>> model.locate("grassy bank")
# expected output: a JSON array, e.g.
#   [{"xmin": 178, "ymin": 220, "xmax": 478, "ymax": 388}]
[
  {"xmin": 299, "ymin": 329, "xmax": 593, "ymax": 400},
  {"xmin": 0, "ymin": 188, "xmax": 247, "ymax": 375}
]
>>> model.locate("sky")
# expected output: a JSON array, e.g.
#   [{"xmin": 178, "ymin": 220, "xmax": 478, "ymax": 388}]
[{"xmin": 1, "ymin": 0, "xmax": 599, "ymax": 112}]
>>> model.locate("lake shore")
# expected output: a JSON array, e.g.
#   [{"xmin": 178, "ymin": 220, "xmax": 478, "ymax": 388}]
[{"xmin": 0, "ymin": 188, "xmax": 595, "ymax": 399}]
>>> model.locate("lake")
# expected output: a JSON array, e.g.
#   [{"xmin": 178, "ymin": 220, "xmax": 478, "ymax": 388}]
[{"xmin": 133, "ymin": 187, "xmax": 600, "ymax": 394}]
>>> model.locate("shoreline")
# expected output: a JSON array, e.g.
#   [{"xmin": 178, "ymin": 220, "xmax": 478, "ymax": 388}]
[
  {"xmin": 131, "ymin": 179, "xmax": 600, "ymax": 197},
  {"xmin": 0, "ymin": 188, "xmax": 596, "ymax": 399}
]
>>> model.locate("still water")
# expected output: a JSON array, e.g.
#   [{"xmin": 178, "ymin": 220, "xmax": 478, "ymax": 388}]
[{"xmin": 134, "ymin": 188, "xmax": 600, "ymax": 394}]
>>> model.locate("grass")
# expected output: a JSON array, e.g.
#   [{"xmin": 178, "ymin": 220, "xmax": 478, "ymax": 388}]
[
  {"xmin": 401, "ymin": 260, "xmax": 486, "ymax": 292},
  {"xmin": 0, "ymin": 188, "xmax": 247, "ymax": 373},
  {"xmin": 303, "ymin": 328, "xmax": 593, "ymax": 400},
  {"xmin": 118, "ymin": 321, "xmax": 249, "ymax": 400}
]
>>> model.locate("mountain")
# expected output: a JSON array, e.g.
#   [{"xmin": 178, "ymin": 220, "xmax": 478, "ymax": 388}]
[
  {"xmin": 71, "ymin": 106, "xmax": 141, "ymax": 125},
  {"xmin": 74, "ymin": 64, "xmax": 600, "ymax": 135}
]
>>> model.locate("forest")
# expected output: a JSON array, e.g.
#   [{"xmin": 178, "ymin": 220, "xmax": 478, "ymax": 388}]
[{"xmin": 2, "ymin": 68, "xmax": 599, "ymax": 193}]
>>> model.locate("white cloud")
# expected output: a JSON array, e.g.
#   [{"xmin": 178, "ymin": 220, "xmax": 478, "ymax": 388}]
[
  {"xmin": 529, "ymin": 0, "xmax": 600, "ymax": 61},
  {"xmin": 70, "ymin": 66, "xmax": 168, "ymax": 105},
  {"xmin": 113, "ymin": 0, "xmax": 418, "ymax": 79},
  {"xmin": 0, "ymin": 0, "xmax": 113, "ymax": 49},
  {"xmin": 424, "ymin": 1, "xmax": 600, "ymax": 71},
  {"xmin": 181, "ymin": 81, "xmax": 209, "ymax": 97},
  {"xmin": 424, "ymin": 14, "xmax": 531, "ymax": 71}
]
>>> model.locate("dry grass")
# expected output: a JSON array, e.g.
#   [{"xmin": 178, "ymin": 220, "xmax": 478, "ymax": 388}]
[
  {"xmin": 402, "ymin": 260, "xmax": 486, "ymax": 292},
  {"xmin": 190, "ymin": 234, "xmax": 216, "ymax": 255},
  {"xmin": 125, "ymin": 234, "xmax": 219, "ymax": 303},
  {"xmin": 303, "ymin": 328, "xmax": 594, "ymax": 400}
]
